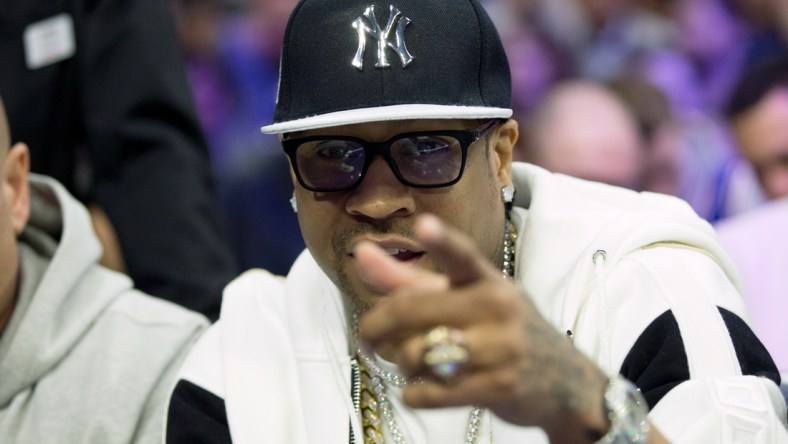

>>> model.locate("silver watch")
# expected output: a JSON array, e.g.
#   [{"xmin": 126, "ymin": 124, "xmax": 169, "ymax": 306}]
[{"xmin": 596, "ymin": 375, "xmax": 650, "ymax": 444}]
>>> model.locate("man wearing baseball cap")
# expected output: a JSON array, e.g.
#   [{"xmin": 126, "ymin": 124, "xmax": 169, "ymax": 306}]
[{"xmin": 166, "ymin": 1, "xmax": 787, "ymax": 443}]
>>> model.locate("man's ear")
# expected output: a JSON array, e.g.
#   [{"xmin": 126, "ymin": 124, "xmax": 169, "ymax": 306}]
[
  {"xmin": 3, "ymin": 143, "xmax": 31, "ymax": 235},
  {"xmin": 491, "ymin": 119, "xmax": 519, "ymax": 188}
]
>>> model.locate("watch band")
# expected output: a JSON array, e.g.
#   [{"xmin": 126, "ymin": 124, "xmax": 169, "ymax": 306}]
[{"xmin": 597, "ymin": 375, "xmax": 651, "ymax": 444}]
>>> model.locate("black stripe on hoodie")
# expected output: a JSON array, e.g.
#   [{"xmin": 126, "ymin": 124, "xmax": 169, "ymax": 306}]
[
  {"xmin": 167, "ymin": 380, "xmax": 231, "ymax": 444},
  {"xmin": 619, "ymin": 307, "xmax": 780, "ymax": 409}
]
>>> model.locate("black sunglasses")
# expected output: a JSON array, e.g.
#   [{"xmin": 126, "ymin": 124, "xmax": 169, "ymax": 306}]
[{"xmin": 282, "ymin": 120, "xmax": 501, "ymax": 192}]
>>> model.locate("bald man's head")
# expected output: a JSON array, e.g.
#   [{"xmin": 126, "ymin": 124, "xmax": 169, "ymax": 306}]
[
  {"xmin": 527, "ymin": 81, "xmax": 645, "ymax": 189},
  {"xmin": 0, "ymin": 95, "xmax": 31, "ymax": 334}
]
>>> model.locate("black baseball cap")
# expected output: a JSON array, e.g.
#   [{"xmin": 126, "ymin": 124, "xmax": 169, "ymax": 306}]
[{"xmin": 261, "ymin": 0, "xmax": 512, "ymax": 134}]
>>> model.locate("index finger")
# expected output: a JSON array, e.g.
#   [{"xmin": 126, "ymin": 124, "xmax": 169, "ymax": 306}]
[{"xmin": 415, "ymin": 214, "xmax": 500, "ymax": 287}]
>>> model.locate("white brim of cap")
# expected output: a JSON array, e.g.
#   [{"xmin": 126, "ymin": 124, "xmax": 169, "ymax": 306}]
[{"xmin": 260, "ymin": 104, "xmax": 513, "ymax": 134}]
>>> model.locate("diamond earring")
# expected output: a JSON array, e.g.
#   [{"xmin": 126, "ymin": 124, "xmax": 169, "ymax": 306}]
[
  {"xmin": 290, "ymin": 196, "xmax": 298, "ymax": 213},
  {"xmin": 501, "ymin": 186, "xmax": 515, "ymax": 207}
]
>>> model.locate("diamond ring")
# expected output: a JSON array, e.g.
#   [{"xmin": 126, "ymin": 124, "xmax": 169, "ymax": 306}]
[{"xmin": 421, "ymin": 325, "xmax": 470, "ymax": 385}]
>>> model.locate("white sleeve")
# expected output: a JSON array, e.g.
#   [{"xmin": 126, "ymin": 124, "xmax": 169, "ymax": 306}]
[{"xmin": 650, "ymin": 376, "xmax": 788, "ymax": 443}]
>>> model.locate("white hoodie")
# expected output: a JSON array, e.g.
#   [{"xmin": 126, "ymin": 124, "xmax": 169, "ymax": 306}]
[
  {"xmin": 0, "ymin": 175, "xmax": 208, "ymax": 444},
  {"xmin": 169, "ymin": 163, "xmax": 788, "ymax": 443}
]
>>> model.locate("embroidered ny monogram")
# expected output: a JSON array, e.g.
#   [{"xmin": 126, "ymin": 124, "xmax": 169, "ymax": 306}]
[{"xmin": 352, "ymin": 5, "xmax": 414, "ymax": 71}]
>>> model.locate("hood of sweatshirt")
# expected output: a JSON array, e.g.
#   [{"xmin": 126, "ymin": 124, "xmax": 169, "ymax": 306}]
[
  {"xmin": 509, "ymin": 162, "xmax": 740, "ymax": 334},
  {"xmin": 0, "ymin": 174, "xmax": 132, "ymax": 406}
]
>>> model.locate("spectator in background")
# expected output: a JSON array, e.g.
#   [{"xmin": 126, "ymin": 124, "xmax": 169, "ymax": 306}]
[
  {"xmin": 607, "ymin": 74, "xmax": 678, "ymax": 195},
  {"xmin": 715, "ymin": 54, "xmax": 788, "ymax": 375},
  {"xmin": 629, "ymin": 0, "xmax": 756, "ymax": 222},
  {"xmin": 0, "ymin": 97, "xmax": 208, "ymax": 443},
  {"xmin": 606, "ymin": 72, "xmax": 749, "ymax": 223},
  {"xmin": 727, "ymin": 54, "xmax": 788, "ymax": 201},
  {"xmin": 520, "ymin": 80, "xmax": 645, "ymax": 189},
  {"xmin": 0, "ymin": 0, "xmax": 238, "ymax": 320}
]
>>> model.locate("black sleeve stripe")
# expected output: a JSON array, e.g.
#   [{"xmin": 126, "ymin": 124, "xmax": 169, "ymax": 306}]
[
  {"xmin": 166, "ymin": 379, "xmax": 232, "ymax": 444},
  {"xmin": 618, "ymin": 308, "xmax": 782, "ymax": 410},
  {"xmin": 718, "ymin": 307, "xmax": 781, "ymax": 386},
  {"xmin": 619, "ymin": 310, "xmax": 689, "ymax": 409}
]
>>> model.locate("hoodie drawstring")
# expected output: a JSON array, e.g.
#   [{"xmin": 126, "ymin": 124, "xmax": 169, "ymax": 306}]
[{"xmin": 592, "ymin": 249, "xmax": 611, "ymax": 375}]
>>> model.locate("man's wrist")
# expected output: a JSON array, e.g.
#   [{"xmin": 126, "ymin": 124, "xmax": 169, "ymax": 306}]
[{"xmin": 596, "ymin": 375, "xmax": 650, "ymax": 444}]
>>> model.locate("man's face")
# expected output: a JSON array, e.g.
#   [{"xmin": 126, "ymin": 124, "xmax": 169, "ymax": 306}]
[
  {"xmin": 733, "ymin": 88, "xmax": 788, "ymax": 200},
  {"xmin": 287, "ymin": 119, "xmax": 515, "ymax": 314}
]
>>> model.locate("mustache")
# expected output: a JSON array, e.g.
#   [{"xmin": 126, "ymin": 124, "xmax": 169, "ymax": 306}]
[{"xmin": 333, "ymin": 220, "xmax": 416, "ymax": 255}]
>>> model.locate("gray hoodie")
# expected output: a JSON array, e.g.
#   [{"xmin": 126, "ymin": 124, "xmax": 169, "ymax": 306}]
[{"xmin": 0, "ymin": 174, "xmax": 208, "ymax": 443}]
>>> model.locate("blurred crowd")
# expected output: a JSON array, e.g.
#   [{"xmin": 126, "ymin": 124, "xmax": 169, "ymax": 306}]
[{"xmin": 169, "ymin": 0, "xmax": 788, "ymax": 275}]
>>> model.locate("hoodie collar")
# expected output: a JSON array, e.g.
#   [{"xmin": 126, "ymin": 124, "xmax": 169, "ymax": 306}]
[{"xmin": 0, "ymin": 175, "xmax": 125, "ymax": 406}]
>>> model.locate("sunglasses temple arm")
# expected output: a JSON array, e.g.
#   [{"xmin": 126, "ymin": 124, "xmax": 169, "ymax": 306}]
[{"xmin": 474, "ymin": 119, "xmax": 500, "ymax": 139}]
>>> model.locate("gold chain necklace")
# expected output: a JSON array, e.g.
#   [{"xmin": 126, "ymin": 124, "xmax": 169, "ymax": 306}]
[
  {"xmin": 353, "ymin": 218, "xmax": 516, "ymax": 444},
  {"xmin": 357, "ymin": 358, "xmax": 485, "ymax": 444}
]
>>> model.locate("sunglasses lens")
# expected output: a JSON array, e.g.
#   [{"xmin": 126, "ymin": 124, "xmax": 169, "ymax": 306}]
[
  {"xmin": 391, "ymin": 135, "xmax": 463, "ymax": 185},
  {"xmin": 296, "ymin": 140, "xmax": 365, "ymax": 191}
]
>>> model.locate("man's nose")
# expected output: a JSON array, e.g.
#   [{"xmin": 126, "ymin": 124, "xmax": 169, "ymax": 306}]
[{"xmin": 345, "ymin": 156, "xmax": 416, "ymax": 220}]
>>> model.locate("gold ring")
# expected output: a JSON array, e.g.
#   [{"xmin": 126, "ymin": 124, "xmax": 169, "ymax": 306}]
[{"xmin": 421, "ymin": 325, "xmax": 470, "ymax": 385}]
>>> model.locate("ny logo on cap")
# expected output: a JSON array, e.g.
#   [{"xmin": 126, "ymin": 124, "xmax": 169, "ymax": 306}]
[{"xmin": 352, "ymin": 5, "xmax": 414, "ymax": 71}]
